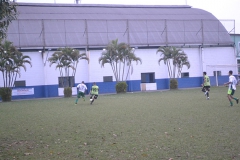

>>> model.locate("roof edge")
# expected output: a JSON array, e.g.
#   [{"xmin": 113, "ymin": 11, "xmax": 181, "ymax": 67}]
[{"xmin": 16, "ymin": 3, "xmax": 192, "ymax": 8}]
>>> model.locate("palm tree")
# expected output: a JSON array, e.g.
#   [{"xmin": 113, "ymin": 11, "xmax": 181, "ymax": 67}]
[
  {"xmin": 10, "ymin": 51, "xmax": 32, "ymax": 87},
  {"xmin": 99, "ymin": 39, "xmax": 120, "ymax": 81},
  {"xmin": 99, "ymin": 39, "xmax": 142, "ymax": 82},
  {"xmin": 68, "ymin": 49, "xmax": 89, "ymax": 77},
  {"xmin": 156, "ymin": 46, "xmax": 173, "ymax": 78},
  {"xmin": 48, "ymin": 51, "xmax": 65, "ymax": 86},
  {"xmin": 172, "ymin": 47, "xmax": 189, "ymax": 78},
  {"xmin": 156, "ymin": 46, "xmax": 190, "ymax": 79},
  {"xmin": 125, "ymin": 49, "xmax": 142, "ymax": 81},
  {"xmin": 0, "ymin": 41, "xmax": 32, "ymax": 87},
  {"xmin": 48, "ymin": 47, "xmax": 89, "ymax": 88},
  {"xmin": 0, "ymin": 40, "xmax": 32, "ymax": 102},
  {"xmin": 176, "ymin": 54, "xmax": 191, "ymax": 78}
]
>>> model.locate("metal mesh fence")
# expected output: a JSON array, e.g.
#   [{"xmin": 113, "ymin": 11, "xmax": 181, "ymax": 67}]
[{"xmin": 6, "ymin": 19, "xmax": 233, "ymax": 48}]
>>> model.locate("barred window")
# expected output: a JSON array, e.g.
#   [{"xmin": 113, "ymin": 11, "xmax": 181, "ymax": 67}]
[{"xmin": 141, "ymin": 72, "xmax": 155, "ymax": 83}]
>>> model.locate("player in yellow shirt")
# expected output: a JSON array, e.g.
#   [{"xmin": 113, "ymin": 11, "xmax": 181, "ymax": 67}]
[
  {"xmin": 89, "ymin": 82, "xmax": 99, "ymax": 105},
  {"xmin": 201, "ymin": 72, "xmax": 210, "ymax": 100}
]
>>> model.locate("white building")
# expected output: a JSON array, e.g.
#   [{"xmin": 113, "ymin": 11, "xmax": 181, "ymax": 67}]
[{"xmin": 0, "ymin": 3, "xmax": 236, "ymax": 99}]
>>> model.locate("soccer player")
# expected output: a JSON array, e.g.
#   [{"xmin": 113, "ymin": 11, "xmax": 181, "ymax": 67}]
[
  {"xmin": 75, "ymin": 81, "xmax": 87, "ymax": 105},
  {"xmin": 224, "ymin": 70, "xmax": 239, "ymax": 106},
  {"xmin": 89, "ymin": 82, "xmax": 99, "ymax": 105},
  {"xmin": 201, "ymin": 72, "xmax": 210, "ymax": 100}
]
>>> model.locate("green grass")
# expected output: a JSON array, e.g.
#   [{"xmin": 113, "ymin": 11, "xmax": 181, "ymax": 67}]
[{"xmin": 1, "ymin": 87, "xmax": 240, "ymax": 160}]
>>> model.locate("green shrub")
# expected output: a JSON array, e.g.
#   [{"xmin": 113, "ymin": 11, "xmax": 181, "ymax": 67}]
[
  {"xmin": 0, "ymin": 87, "xmax": 12, "ymax": 102},
  {"xmin": 115, "ymin": 81, "xmax": 128, "ymax": 93},
  {"xmin": 64, "ymin": 87, "xmax": 72, "ymax": 97},
  {"xmin": 170, "ymin": 78, "xmax": 178, "ymax": 89}
]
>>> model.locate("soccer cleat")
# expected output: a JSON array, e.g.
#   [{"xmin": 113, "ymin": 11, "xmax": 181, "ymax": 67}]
[
  {"xmin": 90, "ymin": 99, "xmax": 94, "ymax": 105},
  {"xmin": 207, "ymin": 97, "xmax": 209, "ymax": 100},
  {"xmin": 204, "ymin": 91, "xmax": 208, "ymax": 96},
  {"xmin": 75, "ymin": 103, "xmax": 77, "ymax": 105},
  {"xmin": 236, "ymin": 99, "xmax": 239, "ymax": 104}
]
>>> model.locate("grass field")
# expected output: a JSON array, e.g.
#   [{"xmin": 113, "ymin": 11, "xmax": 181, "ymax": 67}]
[{"xmin": 1, "ymin": 87, "xmax": 240, "ymax": 160}]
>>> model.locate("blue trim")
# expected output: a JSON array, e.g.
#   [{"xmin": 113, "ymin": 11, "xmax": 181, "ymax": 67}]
[
  {"xmin": 178, "ymin": 77, "xmax": 202, "ymax": 88},
  {"xmin": 156, "ymin": 78, "xmax": 169, "ymax": 90},
  {"xmin": 127, "ymin": 80, "xmax": 141, "ymax": 92},
  {"xmin": 209, "ymin": 75, "xmax": 228, "ymax": 86},
  {"xmin": 85, "ymin": 82, "xmax": 117, "ymax": 94},
  {"xmin": 0, "ymin": 76, "xmax": 230, "ymax": 101}
]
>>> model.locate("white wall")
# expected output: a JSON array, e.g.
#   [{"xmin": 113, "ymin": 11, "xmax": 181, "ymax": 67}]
[
  {"xmin": 0, "ymin": 46, "xmax": 235, "ymax": 88},
  {"xmin": 0, "ymin": 52, "xmax": 45, "ymax": 87},
  {"xmin": 181, "ymin": 48, "xmax": 202, "ymax": 77},
  {"xmin": 88, "ymin": 50, "xmax": 115, "ymax": 82},
  {"xmin": 202, "ymin": 47, "xmax": 237, "ymax": 76},
  {"xmin": 130, "ymin": 49, "xmax": 168, "ymax": 80},
  {"xmin": 73, "ymin": 50, "xmax": 89, "ymax": 84},
  {"xmin": 43, "ymin": 51, "xmax": 62, "ymax": 85},
  {"xmin": 43, "ymin": 50, "xmax": 90, "ymax": 85}
]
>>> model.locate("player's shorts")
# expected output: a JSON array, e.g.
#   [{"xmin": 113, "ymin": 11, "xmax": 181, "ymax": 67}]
[
  {"xmin": 228, "ymin": 89, "xmax": 235, "ymax": 95},
  {"xmin": 202, "ymin": 86, "xmax": 210, "ymax": 92},
  {"xmin": 77, "ymin": 91, "xmax": 85, "ymax": 98},
  {"xmin": 90, "ymin": 94, "xmax": 98, "ymax": 99}
]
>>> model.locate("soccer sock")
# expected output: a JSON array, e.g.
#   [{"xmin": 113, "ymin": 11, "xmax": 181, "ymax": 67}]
[
  {"xmin": 207, "ymin": 92, "xmax": 209, "ymax": 97},
  {"xmin": 75, "ymin": 98, "xmax": 79, "ymax": 104},
  {"xmin": 230, "ymin": 101, "xmax": 233, "ymax": 106}
]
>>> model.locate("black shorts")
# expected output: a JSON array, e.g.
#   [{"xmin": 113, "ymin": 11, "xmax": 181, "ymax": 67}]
[
  {"xmin": 202, "ymin": 86, "xmax": 210, "ymax": 92},
  {"xmin": 90, "ymin": 94, "xmax": 98, "ymax": 99}
]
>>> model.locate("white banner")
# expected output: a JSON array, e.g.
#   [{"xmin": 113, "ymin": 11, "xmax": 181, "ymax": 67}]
[
  {"xmin": 58, "ymin": 87, "xmax": 77, "ymax": 96},
  {"xmin": 12, "ymin": 88, "xmax": 34, "ymax": 96}
]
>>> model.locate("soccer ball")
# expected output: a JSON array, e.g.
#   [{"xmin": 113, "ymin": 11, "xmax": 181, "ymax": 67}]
[{"xmin": 90, "ymin": 99, "xmax": 93, "ymax": 101}]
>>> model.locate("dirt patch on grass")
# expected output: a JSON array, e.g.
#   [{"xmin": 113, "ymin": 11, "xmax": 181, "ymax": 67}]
[{"xmin": 0, "ymin": 139, "xmax": 36, "ymax": 159}]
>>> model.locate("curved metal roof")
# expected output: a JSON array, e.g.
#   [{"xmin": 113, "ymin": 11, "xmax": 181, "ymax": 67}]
[{"xmin": 6, "ymin": 3, "xmax": 233, "ymax": 48}]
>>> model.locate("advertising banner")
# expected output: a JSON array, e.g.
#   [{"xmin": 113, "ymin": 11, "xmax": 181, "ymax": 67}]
[{"xmin": 12, "ymin": 88, "xmax": 34, "ymax": 96}]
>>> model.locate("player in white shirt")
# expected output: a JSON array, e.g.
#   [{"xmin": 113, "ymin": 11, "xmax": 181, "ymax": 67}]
[
  {"xmin": 224, "ymin": 70, "xmax": 239, "ymax": 106},
  {"xmin": 75, "ymin": 81, "xmax": 87, "ymax": 105}
]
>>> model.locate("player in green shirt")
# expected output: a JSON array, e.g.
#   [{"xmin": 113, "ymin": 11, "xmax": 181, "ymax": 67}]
[
  {"xmin": 201, "ymin": 72, "xmax": 210, "ymax": 100},
  {"xmin": 90, "ymin": 82, "xmax": 99, "ymax": 105}
]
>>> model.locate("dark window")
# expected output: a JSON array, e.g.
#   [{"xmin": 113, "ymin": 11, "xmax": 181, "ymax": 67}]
[
  {"xmin": 238, "ymin": 42, "xmax": 240, "ymax": 54},
  {"xmin": 103, "ymin": 76, "xmax": 113, "ymax": 82},
  {"xmin": 181, "ymin": 72, "xmax": 189, "ymax": 78},
  {"xmin": 14, "ymin": 80, "xmax": 26, "ymax": 87},
  {"xmin": 237, "ymin": 59, "xmax": 240, "ymax": 74},
  {"xmin": 213, "ymin": 71, "xmax": 221, "ymax": 76},
  {"xmin": 58, "ymin": 76, "xmax": 75, "ymax": 88},
  {"xmin": 237, "ymin": 59, "xmax": 240, "ymax": 64},
  {"xmin": 141, "ymin": 73, "xmax": 155, "ymax": 83}
]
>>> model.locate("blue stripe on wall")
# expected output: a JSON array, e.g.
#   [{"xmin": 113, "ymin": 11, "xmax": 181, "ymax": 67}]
[
  {"xmin": 1, "ymin": 76, "xmax": 231, "ymax": 101},
  {"xmin": 178, "ymin": 77, "xmax": 202, "ymax": 88},
  {"xmin": 85, "ymin": 82, "xmax": 117, "ymax": 94},
  {"xmin": 156, "ymin": 78, "xmax": 169, "ymax": 90},
  {"xmin": 209, "ymin": 75, "xmax": 229, "ymax": 86},
  {"xmin": 127, "ymin": 80, "xmax": 141, "ymax": 92}
]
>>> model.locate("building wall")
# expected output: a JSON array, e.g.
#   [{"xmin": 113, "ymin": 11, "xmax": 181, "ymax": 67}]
[
  {"xmin": 231, "ymin": 34, "xmax": 240, "ymax": 57},
  {"xmin": 0, "ymin": 47, "xmax": 236, "ymax": 100},
  {"xmin": 202, "ymin": 47, "xmax": 236, "ymax": 86},
  {"xmin": 131, "ymin": 49, "xmax": 168, "ymax": 80},
  {"xmin": 88, "ymin": 50, "xmax": 115, "ymax": 82}
]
